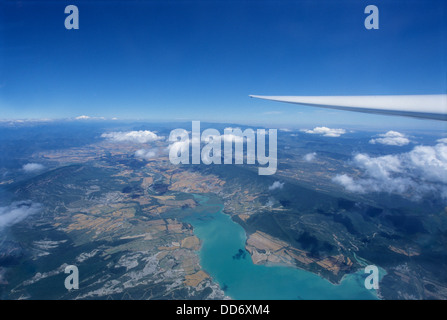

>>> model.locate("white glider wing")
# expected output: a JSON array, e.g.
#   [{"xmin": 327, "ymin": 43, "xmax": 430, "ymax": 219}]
[{"xmin": 249, "ymin": 94, "xmax": 447, "ymax": 121}]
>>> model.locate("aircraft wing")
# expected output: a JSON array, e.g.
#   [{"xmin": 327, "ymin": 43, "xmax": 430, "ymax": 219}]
[{"xmin": 249, "ymin": 94, "xmax": 447, "ymax": 121}]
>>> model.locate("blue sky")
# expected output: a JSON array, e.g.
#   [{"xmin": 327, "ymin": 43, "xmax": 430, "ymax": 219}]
[{"xmin": 0, "ymin": 0, "xmax": 446, "ymax": 129}]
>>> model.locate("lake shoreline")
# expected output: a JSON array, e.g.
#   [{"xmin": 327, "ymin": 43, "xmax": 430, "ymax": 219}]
[{"xmin": 181, "ymin": 193, "xmax": 379, "ymax": 300}]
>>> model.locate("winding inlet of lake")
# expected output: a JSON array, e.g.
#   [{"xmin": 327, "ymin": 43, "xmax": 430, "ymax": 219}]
[{"xmin": 183, "ymin": 194, "xmax": 380, "ymax": 300}]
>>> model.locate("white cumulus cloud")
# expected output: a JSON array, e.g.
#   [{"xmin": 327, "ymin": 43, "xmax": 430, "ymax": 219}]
[
  {"xmin": 0, "ymin": 201, "xmax": 42, "ymax": 229},
  {"xmin": 301, "ymin": 127, "xmax": 346, "ymax": 137},
  {"xmin": 268, "ymin": 181, "xmax": 284, "ymax": 191},
  {"xmin": 303, "ymin": 152, "xmax": 317, "ymax": 162},
  {"xmin": 22, "ymin": 163, "xmax": 45, "ymax": 173},
  {"xmin": 135, "ymin": 149, "xmax": 157, "ymax": 160},
  {"xmin": 222, "ymin": 133, "xmax": 253, "ymax": 144},
  {"xmin": 333, "ymin": 139, "xmax": 447, "ymax": 200},
  {"xmin": 75, "ymin": 115, "xmax": 90, "ymax": 120},
  {"xmin": 101, "ymin": 130, "xmax": 162, "ymax": 143},
  {"xmin": 369, "ymin": 131, "xmax": 410, "ymax": 146},
  {"xmin": 332, "ymin": 174, "xmax": 366, "ymax": 193}
]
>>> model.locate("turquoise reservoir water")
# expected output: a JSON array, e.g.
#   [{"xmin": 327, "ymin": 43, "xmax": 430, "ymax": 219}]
[{"xmin": 184, "ymin": 194, "xmax": 379, "ymax": 300}]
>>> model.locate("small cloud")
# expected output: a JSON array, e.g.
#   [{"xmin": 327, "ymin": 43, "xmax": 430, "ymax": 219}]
[
  {"xmin": 279, "ymin": 128, "xmax": 292, "ymax": 132},
  {"xmin": 222, "ymin": 127, "xmax": 254, "ymax": 144},
  {"xmin": 301, "ymin": 127, "xmax": 346, "ymax": 137},
  {"xmin": 224, "ymin": 127, "xmax": 240, "ymax": 131},
  {"xmin": 22, "ymin": 163, "xmax": 45, "ymax": 173},
  {"xmin": 268, "ymin": 181, "xmax": 284, "ymax": 191},
  {"xmin": 369, "ymin": 131, "xmax": 410, "ymax": 146},
  {"xmin": 222, "ymin": 134, "xmax": 248, "ymax": 144},
  {"xmin": 75, "ymin": 115, "xmax": 91, "ymax": 120},
  {"xmin": 265, "ymin": 199, "xmax": 274, "ymax": 207},
  {"xmin": 303, "ymin": 152, "xmax": 317, "ymax": 162},
  {"xmin": 135, "ymin": 149, "xmax": 157, "ymax": 160},
  {"xmin": 0, "ymin": 201, "xmax": 42, "ymax": 229},
  {"xmin": 75, "ymin": 115, "xmax": 109, "ymax": 121},
  {"xmin": 332, "ymin": 174, "xmax": 365, "ymax": 193},
  {"xmin": 101, "ymin": 130, "xmax": 163, "ymax": 143}
]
